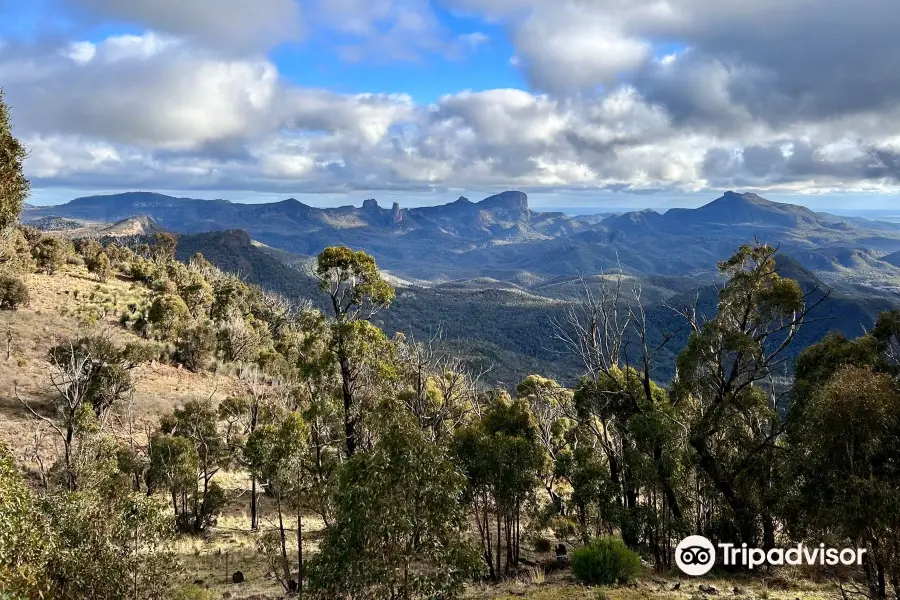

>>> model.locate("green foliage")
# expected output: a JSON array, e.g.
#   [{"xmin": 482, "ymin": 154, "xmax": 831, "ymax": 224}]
[
  {"xmin": 217, "ymin": 313, "xmax": 264, "ymax": 363},
  {"xmin": 309, "ymin": 420, "xmax": 480, "ymax": 599},
  {"xmin": 86, "ymin": 251, "xmax": 112, "ymax": 282},
  {"xmin": 0, "ymin": 90, "xmax": 29, "ymax": 231},
  {"xmin": 673, "ymin": 243, "xmax": 806, "ymax": 546},
  {"xmin": 210, "ymin": 276, "xmax": 254, "ymax": 322},
  {"xmin": 0, "ymin": 444, "xmax": 51, "ymax": 599},
  {"xmin": 173, "ymin": 266, "xmax": 213, "ymax": 318},
  {"xmin": 102, "ymin": 242, "xmax": 132, "ymax": 269},
  {"xmin": 147, "ymin": 292, "xmax": 191, "ymax": 340},
  {"xmin": 0, "ymin": 274, "xmax": 28, "ymax": 310},
  {"xmin": 571, "ymin": 537, "xmax": 641, "ymax": 585},
  {"xmin": 0, "ymin": 228, "xmax": 34, "ymax": 273},
  {"xmin": 151, "ymin": 399, "xmax": 231, "ymax": 533},
  {"xmin": 785, "ymin": 365, "xmax": 900, "ymax": 596},
  {"xmin": 42, "ymin": 491, "xmax": 178, "ymax": 600},
  {"xmin": 532, "ymin": 536, "xmax": 553, "ymax": 553},
  {"xmin": 174, "ymin": 322, "xmax": 218, "ymax": 371},
  {"xmin": 31, "ymin": 235, "xmax": 68, "ymax": 274},
  {"xmin": 47, "ymin": 335, "xmax": 145, "ymax": 419},
  {"xmin": 245, "ymin": 412, "xmax": 308, "ymax": 498},
  {"xmin": 0, "ymin": 440, "xmax": 179, "ymax": 600},
  {"xmin": 129, "ymin": 255, "xmax": 160, "ymax": 283},
  {"xmin": 245, "ymin": 412, "xmax": 310, "ymax": 589},
  {"xmin": 316, "ymin": 246, "xmax": 394, "ymax": 320},
  {"xmin": 152, "ymin": 232, "xmax": 177, "ymax": 263},
  {"xmin": 453, "ymin": 393, "xmax": 545, "ymax": 578}
]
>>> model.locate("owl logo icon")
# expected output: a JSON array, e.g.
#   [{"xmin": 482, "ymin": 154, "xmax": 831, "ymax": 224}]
[{"xmin": 676, "ymin": 535, "xmax": 716, "ymax": 576}]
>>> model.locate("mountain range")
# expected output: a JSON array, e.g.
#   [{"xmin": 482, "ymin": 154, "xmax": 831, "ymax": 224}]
[
  {"xmin": 25, "ymin": 189, "xmax": 900, "ymax": 282},
  {"xmin": 25, "ymin": 189, "xmax": 900, "ymax": 384}
]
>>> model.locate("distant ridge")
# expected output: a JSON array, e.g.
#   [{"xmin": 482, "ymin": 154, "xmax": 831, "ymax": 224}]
[
  {"xmin": 21, "ymin": 189, "xmax": 900, "ymax": 281},
  {"xmin": 22, "ymin": 189, "xmax": 579, "ymax": 247},
  {"xmin": 662, "ymin": 191, "xmax": 824, "ymax": 227}
]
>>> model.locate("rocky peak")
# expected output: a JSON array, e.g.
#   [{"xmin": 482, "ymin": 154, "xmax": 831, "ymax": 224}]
[
  {"xmin": 478, "ymin": 191, "xmax": 529, "ymax": 212},
  {"xmin": 391, "ymin": 202, "xmax": 403, "ymax": 224}
]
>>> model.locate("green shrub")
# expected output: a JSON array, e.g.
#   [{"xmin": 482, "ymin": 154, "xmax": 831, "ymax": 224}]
[
  {"xmin": 175, "ymin": 323, "xmax": 218, "ymax": 371},
  {"xmin": 147, "ymin": 293, "xmax": 191, "ymax": 340},
  {"xmin": 571, "ymin": 537, "xmax": 641, "ymax": 585},
  {"xmin": 31, "ymin": 236, "xmax": 68, "ymax": 274},
  {"xmin": 129, "ymin": 256, "xmax": 158, "ymax": 283},
  {"xmin": 0, "ymin": 274, "xmax": 29, "ymax": 309},
  {"xmin": 0, "ymin": 228, "xmax": 35, "ymax": 273},
  {"xmin": 86, "ymin": 251, "xmax": 112, "ymax": 282}
]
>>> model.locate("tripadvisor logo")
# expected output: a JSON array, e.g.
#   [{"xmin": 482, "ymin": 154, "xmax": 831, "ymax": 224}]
[
  {"xmin": 676, "ymin": 536, "xmax": 717, "ymax": 576},
  {"xmin": 675, "ymin": 535, "xmax": 867, "ymax": 577}
]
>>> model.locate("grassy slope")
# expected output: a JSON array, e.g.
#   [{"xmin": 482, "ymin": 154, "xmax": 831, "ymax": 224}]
[{"xmin": 0, "ymin": 266, "xmax": 239, "ymax": 462}]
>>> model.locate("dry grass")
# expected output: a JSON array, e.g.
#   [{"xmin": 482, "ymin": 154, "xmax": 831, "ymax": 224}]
[
  {"xmin": 463, "ymin": 574, "xmax": 835, "ymax": 600},
  {"xmin": 0, "ymin": 265, "xmax": 238, "ymax": 466}
]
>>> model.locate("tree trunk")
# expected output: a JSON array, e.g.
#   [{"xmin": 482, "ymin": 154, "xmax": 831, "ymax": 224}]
[
  {"xmin": 691, "ymin": 434, "xmax": 757, "ymax": 545},
  {"xmin": 339, "ymin": 353, "xmax": 357, "ymax": 457},
  {"xmin": 277, "ymin": 493, "xmax": 290, "ymax": 587},
  {"xmin": 654, "ymin": 444, "xmax": 683, "ymax": 521},
  {"xmin": 496, "ymin": 511, "xmax": 502, "ymax": 580},
  {"xmin": 250, "ymin": 476, "xmax": 259, "ymax": 531},
  {"xmin": 297, "ymin": 505, "xmax": 303, "ymax": 598}
]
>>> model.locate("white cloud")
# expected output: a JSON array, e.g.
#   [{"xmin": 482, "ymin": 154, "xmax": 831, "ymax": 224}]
[
  {"xmin": 10, "ymin": 0, "xmax": 900, "ymax": 198},
  {"xmin": 509, "ymin": 4, "xmax": 651, "ymax": 91},
  {"xmin": 4, "ymin": 34, "xmax": 281, "ymax": 150},
  {"xmin": 68, "ymin": 0, "xmax": 303, "ymax": 51}
]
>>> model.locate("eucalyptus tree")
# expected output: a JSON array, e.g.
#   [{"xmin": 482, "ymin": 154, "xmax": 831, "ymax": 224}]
[
  {"xmin": 453, "ymin": 393, "xmax": 545, "ymax": 578},
  {"xmin": 315, "ymin": 247, "xmax": 394, "ymax": 456},
  {"xmin": 673, "ymin": 243, "xmax": 823, "ymax": 547},
  {"xmin": 310, "ymin": 418, "xmax": 479, "ymax": 599},
  {"xmin": 0, "ymin": 89, "xmax": 29, "ymax": 231},
  {"xmin": 246, "ymin": 412, "xmax": 311, "ymax": 593}
]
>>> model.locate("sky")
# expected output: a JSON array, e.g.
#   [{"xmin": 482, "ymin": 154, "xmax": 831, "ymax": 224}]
[{"xmin": 3, "ymin": 0, "xmax": 900, "ymax": 210}]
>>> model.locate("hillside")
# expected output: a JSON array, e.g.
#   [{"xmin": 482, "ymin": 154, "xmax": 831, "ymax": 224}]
[
  {"xmin": 0, "ymin": 266, "xmax": 240, "ymax": 465},
  {"xmin": 663, "ymin": 191, "xmax": 825, "ymax": 228}
]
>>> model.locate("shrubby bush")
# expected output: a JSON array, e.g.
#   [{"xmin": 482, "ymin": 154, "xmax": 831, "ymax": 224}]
[
  {"xmin": 86, "ymin": 251, "xmax": 112, "ymax": 282},
  {"xmin": 147, "ymin": 293, "xmax": 191, "ymax": 340},
  {"xmin": 0, "ymin": 441, "xmax": 180, "ymax": 600},
  {"xmin": 532, "ymin": 536, "xmax": 553, "ymax": 553},
  {"xmin": 217, "ymin": 314, "xmax": 264, "ymax": 363},
  {"xmin": 31, "ymin": 235, "xmax": 68, "ymax": 274},
  {"xmin": 0, "ymin": 228, "xmax": 35, "ymax": 273},
  {"xmin": 0, "ymin": 274, "xmax": 29, "ymax": 309},
  {"xmin": 129, "ymin": 256, "xmax": 159, "ymax": 283},
  {"xmin": 174, "ymin": 322, "xmax": 218, "ymax": 371},
  {"xmin": 571, "ymin": 537, "xmax": 641, "ymax": 585}
]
